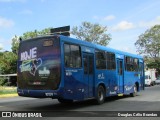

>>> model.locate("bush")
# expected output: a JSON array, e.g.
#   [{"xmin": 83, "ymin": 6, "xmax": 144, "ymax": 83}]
[{"xmin": 0, "ymin": 77, "xmax": 7, "ymax": 86}]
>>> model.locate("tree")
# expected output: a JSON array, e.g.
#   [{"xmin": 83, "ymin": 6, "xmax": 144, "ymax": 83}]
[
  {"xmin": 135, "ymin": 25, "xmax": 160, "ymax": 75},
  {"xmin": 21, "ymin": 28, "xmax": 51, "ymax": 40},
  {"xmin": 135, "ymin": 25, "xmax": 160, "ymax": 57},
  {"xmin": 0, "ymin": 51, "xmax": 17, "ymax": 74},
  {"xmin": 21, "ymin": 30, "xmax": 38, "ymax": 40},
  {"xmin": 72, "ymin": 21, "xmax": 111, "ymax": 46},
  {"xmin": 11, "ymin": 35, "xmax": 19, "ymax": 54}
]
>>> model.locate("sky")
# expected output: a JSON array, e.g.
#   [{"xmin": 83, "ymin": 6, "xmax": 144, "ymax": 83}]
[{"xmin": 0, "ymin": 0, "xmax": 160, "ymax": 54}]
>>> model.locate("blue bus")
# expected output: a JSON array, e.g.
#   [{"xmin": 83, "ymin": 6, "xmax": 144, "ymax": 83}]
[{"xmin": 17, "ymin": 34, "xmax": 144, "ymax": 104}]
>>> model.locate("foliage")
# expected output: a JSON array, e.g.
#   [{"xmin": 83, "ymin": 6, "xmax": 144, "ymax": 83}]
[
  {"xmin": 135, "ymin": 25, "xmax": 160, "ymax": 75},
  {"xmin": 144, "ymin": 57, "xmax": 160, "ymax": 75},
  {"xmin": 72, "ymin": 21, "xmax": 111, "ymax": 46},
  {"xmin": 11, "ymin": 35, "xmax": 19, "ymax": 54},
  {"xmin": 21, "ymin": 28, "xmax": 51, "ymax": 40},
  {"xmin": 0, "ymin": 52, "xmax": 17, "ymax": 74},
  {"xmin": 135, "ymin": 25, "xmax": 160, "ymax": 57},
  {"xmin": 0, "ymin": 77, "xmax": 7, "ymax": 86}
]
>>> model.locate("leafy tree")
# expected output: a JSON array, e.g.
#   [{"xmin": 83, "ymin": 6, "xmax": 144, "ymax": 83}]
[
  {"xmin": 72, "ymin": 21, "xmax": 111, "ymax": 46},
  {"xmin": 135, "ymin": 25, "xmax": 160, "ymax": 57},
  {"xmin": 0, "ymin": 51, "xmax": 17, "ymax": 74},
  {"xmin": 135, "ymin": 25, "xmax": 160, "ymax": 75},
  {"xmin": 38, "ymin": 28, "xmax": 51, "ymax": 35},
  {"xmin": 11, "ymin": 35, "xmax": 19, "ymax": 54},
  {"xmin": 21, "ymin": 30, "xmax": 38, "ymax": 40},
  {"xmin": 21, "ymin": 28, "xmax": 51, "ymax": 40}
]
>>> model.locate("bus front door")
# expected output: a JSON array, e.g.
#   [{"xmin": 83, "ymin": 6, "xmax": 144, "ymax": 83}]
[
  {"xmin": 117, "ymin": 59, "xmax": 124, "ymax": 93},
  {"xmin": 83, "ymin": 53, "xmax": 94, "ymax": 98}
]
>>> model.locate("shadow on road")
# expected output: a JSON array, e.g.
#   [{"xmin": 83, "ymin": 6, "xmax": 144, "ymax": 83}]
[{"xmin": 27, "ymin": 95, "xmax": 131, "ymax": 111}]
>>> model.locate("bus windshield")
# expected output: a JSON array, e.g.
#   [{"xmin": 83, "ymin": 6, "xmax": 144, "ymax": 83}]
[{"xmin": 17, "ymin": 36, "xmax": 61, "ymax": 90}]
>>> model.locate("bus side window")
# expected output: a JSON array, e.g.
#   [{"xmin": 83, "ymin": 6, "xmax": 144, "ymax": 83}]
[
  {"xmin": 64, "ymin": 43, "xmax": 81, "ymax": 68},
  {"xmin": 125, "ymin": 56, "xmax": 137, "ymax": 72},
  {"xmin": 64, "ymin": 44, "xmax": 70, "ymax": 67},
  {"xmin": 139, "ymin": 62, "xmax": 144, "ymax": 76},
  {"xmin": 70, "ymin": 45, "xmax": 81, "ymax": 68},
  {"xmin": 106, "ymin": 52, "xmax": 116, "ymax": 70},
  {"xmin": 95, "ymin": 50, "xmax": 106, "ymax": 69},
  {"xmin": 118, "ymin": 61, "xmax": 123, "ymax": 75},
  {"xmin": 134, "ymin": 58, "xmax": 139, "ymax": 71}
]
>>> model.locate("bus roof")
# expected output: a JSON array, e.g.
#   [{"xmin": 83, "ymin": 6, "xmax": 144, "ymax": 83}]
[{"xmin": 60, "ymin": 35, "xmax": 143, "ymax": 59}]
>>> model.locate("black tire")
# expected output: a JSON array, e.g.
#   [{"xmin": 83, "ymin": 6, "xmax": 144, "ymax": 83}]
[
  {"xmin": 130, "ymin": 84, "xmax": 137, "ymax": 97},
  {"xmin": 95, "ymin": 85, "xmax": 105, "ymax": 105},
  {"xmin": 58, "ymin": 98, "xmax": 73, "ymax": 104}
]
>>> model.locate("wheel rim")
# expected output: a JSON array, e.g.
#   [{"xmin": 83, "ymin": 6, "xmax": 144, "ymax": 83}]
[
  {"xmin": 134, "ymin": 85, "xmax": 137, "ymax": 93},
  {"xmin": 98, "ymin": 88, "xmax": 104, "ymax": 101}
]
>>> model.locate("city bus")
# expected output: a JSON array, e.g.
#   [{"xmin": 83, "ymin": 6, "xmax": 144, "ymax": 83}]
[{"xmin": 17, "ymin": 34, "xmax": 144, "ymax": 104}]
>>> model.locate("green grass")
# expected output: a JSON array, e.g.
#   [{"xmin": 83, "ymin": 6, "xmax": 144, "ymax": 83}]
[{"xmin": 0, "ymin": 86, "xmax": 17, "ymax": 95}]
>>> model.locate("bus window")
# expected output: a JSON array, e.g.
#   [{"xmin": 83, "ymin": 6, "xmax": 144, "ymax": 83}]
[
  {"xmin": 118, "ymin": 60, "xmax": 123, "ymax": 75},
  {"xmin": 125, "ymin": 56, "xmax": 139, "ymax": 72},
  {"xmin": 125, "ymin": 56, "xmax": 134, "ymax": 71},
  {"xmin": 64, "ymin": 44, "xmax": 70, "ymax": 67},
  {"xmin": 96, "ymin": 50, "xmax": 106, "ymax": 69},
  {"xmin": 106, "ymin": 52, "xmax": 116, "ymax": 70},
  {"xmin": 134, "ymin": 58, "xmax": 139, "ymax": 71},
  {"xmin": 89, "ymin": 55, "xmax": 93, "ymax": 74},
  {"xmin": 64, "ymin": 44, "xmax": 81, "ymax": 68},
  {"xmin": 83, "ymin": 57, "xmax": 88, "ymax": 74}
]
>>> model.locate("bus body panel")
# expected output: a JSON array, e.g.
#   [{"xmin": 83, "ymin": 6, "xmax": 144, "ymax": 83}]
[
  {"xmin": 106, "ymin": 70, "xmax": 117, "ymax": 96},
  {"xmin": 63, "ymin": 68, "xmax": 84, "ymax": 100},
  {"xmin": 17, "ymin": 35, "xmax": 145, "ymax": 102}
]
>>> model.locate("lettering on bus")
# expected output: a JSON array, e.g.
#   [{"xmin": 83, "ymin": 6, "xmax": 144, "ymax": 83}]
[
  {"xmin": 38, "ymin": 67, "xmax": 50, "ymax": 78},
  {"xmin": 65, "ymin": 70, "xmax": 78, "ymax": 76},
  {"xmin": 21, "ymin": 47, "xmax": 37, "ymax": 61},
  {"xmin": 98, "ymin": 73, "xmax": 105, "ymax": 79}
]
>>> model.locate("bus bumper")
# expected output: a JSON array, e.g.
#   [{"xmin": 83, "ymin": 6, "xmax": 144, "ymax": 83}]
[{"xmin": 17, "ymin": 88, "xmax": 62, "ymax": 99}]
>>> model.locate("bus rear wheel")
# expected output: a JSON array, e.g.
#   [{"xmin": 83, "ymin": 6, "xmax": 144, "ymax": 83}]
[
  {"xmin": 130, "ymin": 84, "xmax": 137, "ymax": 97},
  {"xmin": 95, "ymin": 85, "xmax": 105, "ymax": 105}
]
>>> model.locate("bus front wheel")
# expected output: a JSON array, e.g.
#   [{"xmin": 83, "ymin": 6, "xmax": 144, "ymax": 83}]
[{"xmin": 95, "ymin": 85, "xmax": 105, "ymax": 105}]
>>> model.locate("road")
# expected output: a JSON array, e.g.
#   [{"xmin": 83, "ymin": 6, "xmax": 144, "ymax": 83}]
[{"xmin": 0, "ymin": 85, "xmax": 160, "ymax": 119}]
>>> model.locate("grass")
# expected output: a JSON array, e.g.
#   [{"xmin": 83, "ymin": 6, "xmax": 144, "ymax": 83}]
[{"xmin": 0, "ymin": 86, "xmax": 17, "ymax": 96}]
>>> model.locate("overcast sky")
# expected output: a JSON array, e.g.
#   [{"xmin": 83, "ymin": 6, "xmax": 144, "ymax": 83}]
[{"xmin": 0, "ymin": 0, "xmax": 160, "ymax": 54}]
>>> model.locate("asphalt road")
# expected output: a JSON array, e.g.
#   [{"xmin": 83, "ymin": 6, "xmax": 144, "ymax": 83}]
[{"xmin": 0, "ymin": 85, "xmax": 160, "ymax": 119}]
